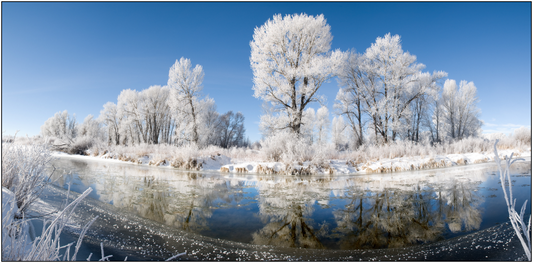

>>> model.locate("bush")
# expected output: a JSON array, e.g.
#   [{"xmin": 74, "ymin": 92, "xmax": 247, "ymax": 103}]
[
  {"xmin": 2, "ymin": 187, "xmax": 98, "ymax": 261},
  {"xmin": 259, "ymin": 131, "xmax": 295, "ymax": 162},
  {"xmin": 259, "ymin": 131, "xmax": 336, "ymax": 166},
  {"xmin": 513, "ymin": 127, "xmax": 531, "ymax": 147},
  {"xmin": 68, "ymin": 136, "xmax": 94, "ymax": 155},
  {"xmin": 1, "ymin": 137, "xmax": 53, "ymax": 216},
  {"xmin": 2, "ymin": 135, "xmax": 102, "ymax": 261}
]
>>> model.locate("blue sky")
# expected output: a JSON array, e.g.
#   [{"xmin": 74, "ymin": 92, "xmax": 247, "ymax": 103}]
[{"xmin": 2, "ymin": 2, "xmax": 531, "ymax": 142}]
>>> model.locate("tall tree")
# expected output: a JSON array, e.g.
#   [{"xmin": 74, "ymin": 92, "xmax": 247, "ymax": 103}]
[
  {"xmin": 40, "ymin": 110, "xmax": 77, "ymax": 142},
  {"xmin": 99, "ymin": 102, "xmax": 122, "ymax": 145},
  {"xmin": 250, "ymin": 13, "xmax": 343, "ymax": 135},
  {"xmin": 117, "ymin": 89, "xmax": 147, "ymax": 145},
  {"xmin": 168, "ymin": 57, "xmax": 205, "ymax": 145},
  {"xmin": 331, "ymin": 116, "xmax": 348, "ymax": 150},
  {"xmin": 300, "ymin": 108, "xmax": 316, "ymax": 143},
  {"xmin": 440, "ymin": 79, "xmax": 481, "ymax": 140},
  {"xmin": 406, "ymin": 73, "xmax": 442, "ymax": 142},
  {"xmin": 77, "ymin": 114, "xmax": 104, "ymax": 140},
  {"xmin": 198, "ymin": 98, "xmax": 222, "ymax": 147},
  {"xmin": 339, "ymin": 34, "xmax": 446, "ymax": 144},
  {"xmin": 336, "ymin": 51, "xmax": 367, "ymax": 148},
  {"xmin": 218, "ymin": 111, "xmax": 246, "ymax": 148},
  {"xmin": 315, "ymin": 106, "xmax": 330, "ymax": 145},
  {"xmin": 140, "ymin": 85, "xmax": 171, "ymax": 144}
]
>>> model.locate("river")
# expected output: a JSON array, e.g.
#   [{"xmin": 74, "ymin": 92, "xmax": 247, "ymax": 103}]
[{"xmin": 32, "ymin": 155, "xmax": 531, "ymax": 260}]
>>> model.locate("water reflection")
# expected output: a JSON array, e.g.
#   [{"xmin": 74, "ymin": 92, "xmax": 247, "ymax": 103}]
[
  {"xmin": 47, "ymin": 157, "xmax": 531, "ymax": 250},
  {"xmin": 50, "ymin": 159, "xmax": 249, "ymax": 233},
  {"xmin": 251, "ymin": 176, "xmax": 335, "ymax": 248},
  {"xmin": 332, "ymin": 173, "xmax": 484, "ymax": 249}
]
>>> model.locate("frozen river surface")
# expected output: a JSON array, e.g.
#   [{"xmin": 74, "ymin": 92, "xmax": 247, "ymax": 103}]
[{"xmin": 34, "ymin": 156, "xmax": 531, "ymax": 260}]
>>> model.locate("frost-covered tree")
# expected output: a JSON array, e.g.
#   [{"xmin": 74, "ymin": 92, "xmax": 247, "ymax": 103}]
[
  {"xmin": 336, "ymin": 51, "xmax": 366, "ymax": 148},
  {"xmin": 250, "ymin": 13, "xmax": 344, "ymax": 135},
  {"xmin": 406, "ymin": 74, "xmax": 441, "ymax": 142},
  {"xmin": 331, "ymin": 116, "xmax": 348, "ymax": 150},
  {"xmin": 198, "ymin": 98, "xmax": 222, "ymax": 147},
  {"xmin": 338, "ymin": 34, "xmax": 446, "ymax": 145},
  {"xmin": 315, "ymin": 106, "xmax": 330, "ymax": 145},
  {"xmin": 77, "ymin": 114, "xmax": 104, "ymax": 140},
  {"xmin": 140, "ymin": 85, "xmax": 171, "ymax": 144},
  {"xmin": 423, "ymin": 99, "xmax": 444, "ymax": 144},
  {"xmin": 99, "ymin": 102, "xmax": 122, "ymax": 145},
  {"xmin": 300, "ymin": 108, "xmax": 316, "ymax": 143},
  {"xmin": 365, "ymin": 34, "xmax": 447, "ymax": 143},
  {"xmin": 513, "ymin": 126, "xmax": 531, "ymax": 146},
  {"xmin": 218, "ymin": 111, "xmax": 246, "ymax": 148},
  {"xmin": 440, "ymin": 79, "xmax": 482, "ymax": 140},
  {"xmin": 117, "ymin": 89, "xmax": 147, "ymax": 145},
  {"xmin": 40, "ymin": 110, "xmax": 77, "ymax": 142},
  {"xmin": 168, "ymin": 57, "xmax": 205, "ymax": 145},
  {"xmin": 113, "ymin": 86, "xmax": 174, "ymax": 145}
]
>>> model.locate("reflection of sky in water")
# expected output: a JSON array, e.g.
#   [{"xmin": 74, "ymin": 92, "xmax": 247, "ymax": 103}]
[
  {"xmin": 58, "ymin": 174, "xmax": 102, "ymax": 202},
  {"xmin": 47, "ymin": 157, "xmax": 531, "ymax": 250}
]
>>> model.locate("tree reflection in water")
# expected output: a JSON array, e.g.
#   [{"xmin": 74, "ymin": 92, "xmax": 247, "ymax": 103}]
[
  {"xmin": 48, "ymin": 158, "xmax": 523, "ymax": 250},
  {"xmin": 251, "ymin": 176, "xmax": 333, "ymax": 249},
  {"xmin": 333, "ymin": 171, "xmax": 485, "ymax": 249},
  {"xmin": 49, "ymin": 158, "xmax": 247, "ymax": 233},
  {"xmin": 435, "ymin": 176, "xmax": 482, "ymax": 233},
  {"xmin": 333, "ymin": 185, "xmax": 443, "ymax": 249}
]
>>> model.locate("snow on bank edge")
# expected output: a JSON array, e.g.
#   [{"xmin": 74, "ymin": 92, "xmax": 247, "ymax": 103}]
[{"xmin": 52, "ymin": 148, "xmax": 530, "ymax": 175}]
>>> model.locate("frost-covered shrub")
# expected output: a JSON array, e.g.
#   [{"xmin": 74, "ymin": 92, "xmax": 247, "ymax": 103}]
[
  {"xmin": 1, "ymin": 135, "xmax": 101, "ymax": 261},
  {"xmin": 341, "ymin": 133, "xmax": 531, "ymax": 166},
  {"xmin": 200, "ymin": 144, "xmax": 225, "ymax": 157},
  {"xmin": 225, "ymin": 146, "xmax": 258, "ymax": 162},
  {"xmin": 481, "ymin": 127, "xmax": 531, "ymax": 152},
  {"xmin": 132, "ymin": 143, "xmax": 153, "ymax": 158},
  {"xmin": 11, "ymin": 136, "xmax": 32, "ymax": 146},
  {"xmin": 259, "ymin": 131, "xmax": 336, "ymax": 165},
  {"xmin": 172, "ymin": 143, "xmax": 200, "ymax": 162},
  {"xmin": 1, "ymin": 138, "xmax": 52, "ymax": 216},
  {"xmin": 513, "ymin": 126, "xmax": 531, "ymax": 147},
  {"xmin": 443, "ymin": 136, "xmax": 490, "ymax": 154},
  {"xmin": 68, "ymin": 136, "xmax": 94, "ymax": 155},
  {"xmin": 281, "ymin": 135, "xmax": 314, "ymax": 163},
  {"xmin": 2, "ymin": 187, "xmax": 99, "ymax": 261},
  {"xmin": 2, "ymin": 135, "xmax": 45, "ymax": 146},
  {"xmin": 259, "ymin": 131, "xmax": 297, "ymax": 162}
]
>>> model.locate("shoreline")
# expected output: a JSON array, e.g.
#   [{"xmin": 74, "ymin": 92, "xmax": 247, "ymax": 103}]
[{"xmin": 52, "ymin": 148, "xmax": 531, "ymax": 176}]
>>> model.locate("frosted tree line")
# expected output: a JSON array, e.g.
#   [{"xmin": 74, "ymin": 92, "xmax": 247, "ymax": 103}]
[
  {"xmin": 42, "ymin": 12, "xmax": 492, "ymax": 156},
  {"xmin": 251, "ymin": 13, "xmax": 483, "ymax": 151},
  {"xmin": 41, "ymin": 58, "xmax": 249, "ymax": 152}
]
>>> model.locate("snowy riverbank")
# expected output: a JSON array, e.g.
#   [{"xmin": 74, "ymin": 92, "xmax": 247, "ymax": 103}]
[{"xmin": 52, "ymin": 147, "xmax": 531, "ymax": 176}]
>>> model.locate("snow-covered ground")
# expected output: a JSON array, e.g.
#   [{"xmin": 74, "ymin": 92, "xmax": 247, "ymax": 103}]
[{"xmin": 52, "ymin": 148, "xmax": 531, "ymax": 176}]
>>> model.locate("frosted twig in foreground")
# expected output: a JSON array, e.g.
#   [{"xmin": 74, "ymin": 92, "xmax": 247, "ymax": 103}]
[
  {"xmin": 166, "ymin": 251, "xmax": 187, "ymax": 261},
  {"xmin": 494, "ymin": 140, "xmax": 531, "ymax": 260},
  {"xmin": 2, "ymin": 187, "xmax": 99, "ymax": 261},
  {"xmin": 99, "ymin": 242, "xmax": 113, "ymax": 261}
]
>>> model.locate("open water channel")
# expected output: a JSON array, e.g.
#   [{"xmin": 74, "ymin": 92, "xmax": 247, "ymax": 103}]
[{"xmin": 33, "ymin": 155, "xmax": 531, "ymax": 260}]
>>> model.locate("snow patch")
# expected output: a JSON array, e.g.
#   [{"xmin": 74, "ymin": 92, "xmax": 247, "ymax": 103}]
[{"xmin": 53, "ymin": 148, "xmax": 531, "ymax": 176}]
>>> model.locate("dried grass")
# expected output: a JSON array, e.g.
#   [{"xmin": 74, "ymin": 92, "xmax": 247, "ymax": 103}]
[
  {"xmin": 494, "ymin": 140, "xmax": 531, "ymax": 261},
  {"xmin": 2, "ymin": 134, "xmax": 53, "ymax": 216}
]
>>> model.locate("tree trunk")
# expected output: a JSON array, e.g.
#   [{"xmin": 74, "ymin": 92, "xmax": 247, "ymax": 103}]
[
  {"xmin": 189, "ymin": 96, "xmax": 199, "ymax": 145},
  {"xmin": 356, "ymin": 99, "xmax": 363, "ymax": 148}
]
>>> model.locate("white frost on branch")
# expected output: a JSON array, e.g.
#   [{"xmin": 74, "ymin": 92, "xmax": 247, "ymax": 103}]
[
  {"xmin": 168, "ymin": 57, "xmax": 205, "ymax": 145},
  {"xmin": 250, "ymin": 13, "xmax": 344, "ymax": 135}
]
